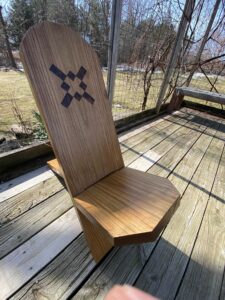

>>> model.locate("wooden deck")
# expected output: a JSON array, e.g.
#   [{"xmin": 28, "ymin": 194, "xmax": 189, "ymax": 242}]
[{"xmin": 0, "ymin": 107, "xmax": 225, "ymax": 300}]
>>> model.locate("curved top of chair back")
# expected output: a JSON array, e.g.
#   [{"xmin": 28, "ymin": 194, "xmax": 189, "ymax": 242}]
[{"xmin": 20, "ymin": 21, "xmax": 124, "ymax": 196}]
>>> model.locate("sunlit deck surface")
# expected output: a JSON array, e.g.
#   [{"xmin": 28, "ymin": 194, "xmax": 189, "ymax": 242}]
[{"xmin": 1, "ymin": 107, "xmax": 225, "ymax": 300}]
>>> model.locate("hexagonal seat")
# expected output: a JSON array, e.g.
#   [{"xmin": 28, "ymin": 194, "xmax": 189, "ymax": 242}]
[{"xmin": 75, "ymin": 167, "xmax": 180, "ymax": 260}]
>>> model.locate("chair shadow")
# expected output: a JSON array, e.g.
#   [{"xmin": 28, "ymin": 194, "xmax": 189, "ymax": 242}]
[{"xmin": 4, "ymin": 229, "xmax": 221, "ymax": 300}]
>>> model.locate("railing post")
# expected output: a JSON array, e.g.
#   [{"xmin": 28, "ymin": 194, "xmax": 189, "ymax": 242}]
[
  {"xmin": 185, "ymin": 0, "xmax": 221, "ymax": 86},
  {"xmin": 156, "ymin": 0, "xmax": 195, "ymax": 114},
  {"xmin": 107, "ymin": 0, "xmax": 122, "ymax": 107}
]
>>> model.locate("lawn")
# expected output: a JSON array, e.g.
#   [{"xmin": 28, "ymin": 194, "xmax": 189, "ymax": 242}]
[
  {"xmin": 0, "ymin": 70, "xmax": 38, "ymax": 135},
  {"xmin": 0, "ymin": 70, "xmax": 224, "ymax": 136},
  {"xmin": 0, "ymin": 70, "xmax": 159, "ymax": 134},
  {"xmin": 112, "ymin": 71, "xmax": 162, "ymax": 119}
]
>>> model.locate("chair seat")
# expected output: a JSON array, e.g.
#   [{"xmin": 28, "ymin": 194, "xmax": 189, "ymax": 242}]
[
  {"xmin": 74, "ymin": 167, "xmax": 180, "ymax": 246},
  {"xmin": 48, "ymin": 159, "xmax": 62, "ymax": 176}
]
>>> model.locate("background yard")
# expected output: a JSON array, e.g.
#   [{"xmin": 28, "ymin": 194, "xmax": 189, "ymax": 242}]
[
  {"xmin": 0, "ymin": 69, "xmax": 224, "ymax": 137},
  {"xmin": 0, "ymin": 69, "xmax": 158, "ymax": 136},
  {"xmin": 0, "ymin": 0, "xmax": 224, "ymax": 150},
  {"xmin": 0, "ymin": 70, "xmax": 37, "ymax": 135}
]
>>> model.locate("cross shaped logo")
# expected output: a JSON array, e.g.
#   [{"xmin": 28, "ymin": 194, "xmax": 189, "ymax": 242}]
[{"xmin": 49, "ymin": 64, "xmax": 95, "ymax": 108}]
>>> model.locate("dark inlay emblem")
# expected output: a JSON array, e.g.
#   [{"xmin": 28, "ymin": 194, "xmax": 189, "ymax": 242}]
[{"xmin": 49, "ymin": 64, "xmax": 95, "ymax": 108}]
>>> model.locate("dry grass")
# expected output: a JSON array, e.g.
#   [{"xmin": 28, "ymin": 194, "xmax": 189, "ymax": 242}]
[
  {"xmin": 0, "ymin": 70, "xmax": 224, "ymax": 134},
  {"xmin": 0, "ymin": 70, "xmax": 37, "ymax": 134},
  {"xmin": 111, "ymin": 71, "xmax": 225, "ymax": 119}
]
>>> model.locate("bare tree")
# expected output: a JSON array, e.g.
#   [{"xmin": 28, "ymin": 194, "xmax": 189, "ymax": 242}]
[
  {"xmin": 158, "ymin": 0, "xmax": 225, "ymax": 108},
  {"xmin": 0, "ymin": 5, "xmax": 17, "ymax": 68},
  {"xmin": 121, "ymin": 0, "xmax": 177, "ymax": 110}
]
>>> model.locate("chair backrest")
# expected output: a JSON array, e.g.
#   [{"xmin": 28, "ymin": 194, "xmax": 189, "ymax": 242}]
[{"xmin": 20, "ymin": 22, "xmax": 124, "ymax": 196}]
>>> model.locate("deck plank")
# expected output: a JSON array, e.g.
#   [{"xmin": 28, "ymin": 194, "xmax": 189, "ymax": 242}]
[
  {"xmin": 167, "ymin": 122, "xmax": 220, "ymax": 195},
  {"xmin": 71, "ymin": 245, "xmax": 156, "ymax": 300},
  {"xmin": 118, "ymin": 110, "xmax": 190, "ymax": 142},
  {"xmin": 0, "ymin": 189, "xmax": 72, "ymax": 259},
  {"xmin": 0, "ymin": 209, "xmax": 81, "ymax": 300},
  {"xmin": 176, "ymin": 143, "xmax": 225, "ymax": 299},
  {"xmin": 120, "ymin": 111, "xmax": 187, "ymax": 152},
  {"xmin": 118, "ymin": 113, "xmax": 169, "ymax": 141},
  {"xmin": 135, "ymin": 121, "xmax": 223, "ymax": 300},
  {"xmin": 123, "ymin": 112, "xmax": 194, "ymax": 166},
  {"xmin": 0, "ymin": 176, "xmax": 64, "ymax": 226},
  {"xmin": 120, "ymin": 120, "xmax": 171, "ymax": 153},
  {"xmin": 0, "ymin": 166, "xmax": 54, "ymax": 202},
  {"xmin": 10, "ymin": 234, "xmax": 95, "ymax": 300},
  {"xmin": 147, "ymin": 115, "xmax": 210, "ymax": 177},
  {"xmin": 129, "ymin": 113, "xmax": 205, "ymax": 172}
]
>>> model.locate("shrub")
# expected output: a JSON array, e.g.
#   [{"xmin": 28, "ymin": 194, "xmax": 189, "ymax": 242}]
[{"xmin": 32, "ymin": 111, "xmax": 48, "ymax": 140}]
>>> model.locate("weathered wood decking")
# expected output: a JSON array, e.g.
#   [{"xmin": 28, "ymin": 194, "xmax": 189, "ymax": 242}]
[{"xmin": 0, "ymin": 107, "xmax": 225, "ymax": 300}]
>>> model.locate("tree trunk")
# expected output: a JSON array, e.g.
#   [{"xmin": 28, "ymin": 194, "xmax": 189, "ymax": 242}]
[
  {"xmin": 0, "ymin": 6, "xmax": 17, "ymax": 69},
  {"xmin": 142, "ymin": 85, "xmax": 150, "ymax": 111}
]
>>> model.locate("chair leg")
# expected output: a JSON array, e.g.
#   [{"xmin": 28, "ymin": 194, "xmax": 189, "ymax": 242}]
[{"xmin": 77, "ymin": 209, "xmax": 113, "ymax": 262}]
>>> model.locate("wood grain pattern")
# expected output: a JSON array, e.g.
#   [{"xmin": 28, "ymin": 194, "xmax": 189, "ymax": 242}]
[
  {"xmin": 10, "ymin": 234, "xmax": 96, "ymax": 300},
  {"xmin": 177, "ymin": 86, "xmax": 225, "ymax": 105},
  {"xmin": 47, "ymin": 159, "xmax": 62, "ymax": 177},
  {"xmin": 20, "ymin": 21, "xmax": 124, "ymax": 196},
  {"xmin": 118, "ymin": 112, "xmax": 170, "ymax": 142},
  {"xmin": 0, "ymin": 166, "xmax": 54, "ymax": 202},
  {"xmin": 119, "ymin": 112, "xmax": 186, "ymax": 153},
  {"xmin": 117, "ymin": 110, "xmax": 184, "ymax": 143},
  {"xmin": 120, "ymin": 113, "xmax": 185, "ymax": 151},
  {"xmin": 75, "ymin": 167, "xmax": 180, "ymax": 245},
  {"xmin": 176, "ymin": 133, "xmax": 225, "ymax": 300},
  {"xmin": 128, "ymin": 117, "xmax": 197, "ymax": 172},
  {"xmin": 73, "ymin": 243, "xmax": 151, "ymax": 300},
  {"xmin": 77, "ymin": 209, "xmax": 113, "ymax": 262},
  {"xmin": 0, "ymin": 208, "xmax": 82, "ymax": 300},
  {"xmin": 135, "ymin": 121, "xmax": 222, "ymax": 300},
  {"xmin": 168, "ymin": 120, "xmax": 220, "ymax": 195},
  {"xmin": 122, "ymin": 112, "xmax": 194, "ymax": 166},
  {"xmin": 0, "ymin": 189, "xmax": 72, "ymax": 259},
  {"xmin": 147, "ymin": 113, "xmax": 209, "ymax": 177},
  {"xmin": 0, "ymin": 175, "xmax": 64, "ymax": 225}
]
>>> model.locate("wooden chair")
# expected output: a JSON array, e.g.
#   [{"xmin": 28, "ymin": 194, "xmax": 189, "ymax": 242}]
[{"xmin": 20, "ymin": 21, "xmax": 180, "ymax": 262}]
